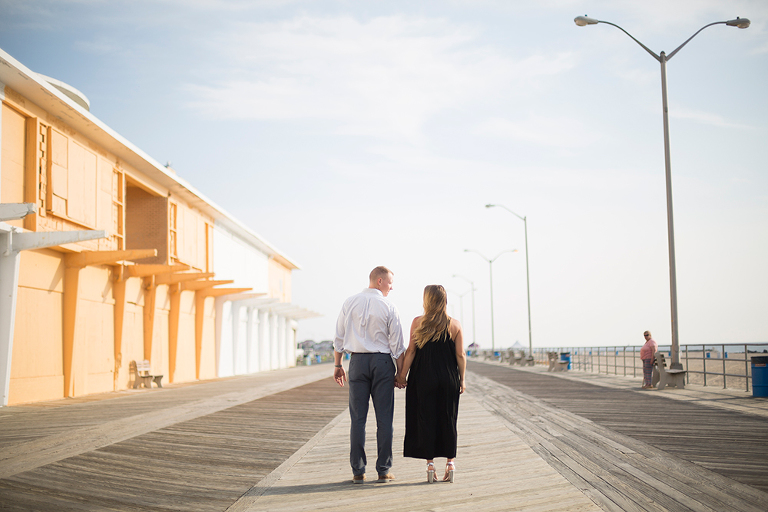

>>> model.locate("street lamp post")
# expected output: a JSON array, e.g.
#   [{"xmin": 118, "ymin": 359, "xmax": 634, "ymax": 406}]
[
  {"xmin": 448, "ymin": 289, "xmax": 470, "ymax": 326},
  {"xmin": 574, "ymin": 15, "xmax": 750, "ymax": 369},
  {"xmin": 452, "ymin": 274, "xmax": 477, "ymax": 347},
  {"xmin": 464, "ymin": 249, "xmax": 517, "ymax": 353},
  {"xmin": 486, "ymin": 204, "xmax": 533, "ymax": 359}
]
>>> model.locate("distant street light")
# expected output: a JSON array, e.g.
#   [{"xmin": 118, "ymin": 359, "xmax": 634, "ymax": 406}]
[
  {"xmin": 574, "ymin": 15, "xmax": 749, "ymax": 369},
  {"xmin": 486, "ymin": 203, "xmax": 533, "ymax": 358},
  {"xmin": 464, "ymin": 249, "xmax": 517, "ymax": 353},
  {"xmin": 452, "ymin": 274, "xmax": 477, "ymax": 347},
  {"xmin": 447, "ymin": 288, "xmax": 470, "ymax": 327}
]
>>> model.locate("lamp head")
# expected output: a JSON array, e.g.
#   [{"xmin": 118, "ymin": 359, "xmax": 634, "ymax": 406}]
[
  {"xmin": 485, "ymin": 203, "xmax": 495, "ymax": 208},
  {"xmin": 574, "ymin": 15, "xmax": 599, "ymax": 26},
  {"xmin": 726, "ymin": 17, "xmax": 750, "ymax": 29}
]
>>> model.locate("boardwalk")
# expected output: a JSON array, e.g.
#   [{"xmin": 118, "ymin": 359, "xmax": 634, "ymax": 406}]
[{"xmin": 0, "ymin": 361, "xmax": 767, "ymax": 511}]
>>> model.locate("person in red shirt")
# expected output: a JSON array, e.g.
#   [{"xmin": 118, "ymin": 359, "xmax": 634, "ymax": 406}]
[{"xmin": 640, "ymin": 331, "xmax": 658, "ymax": 389}]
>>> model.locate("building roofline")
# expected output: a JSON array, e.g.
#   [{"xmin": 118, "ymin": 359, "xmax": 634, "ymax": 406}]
[{"xmin": 0, "ymin": 47, "xmax": 300, "ymax": 270}]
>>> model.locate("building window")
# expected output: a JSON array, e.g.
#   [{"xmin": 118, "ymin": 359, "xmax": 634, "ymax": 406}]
[{"xmin": 169, "ymin": 202, "xmax": 178, "ymax": 259}]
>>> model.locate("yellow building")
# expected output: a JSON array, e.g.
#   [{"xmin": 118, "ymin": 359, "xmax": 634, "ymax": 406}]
[{"xmin": 0, "ymin": 48, "xmax": 315, "ymax": 406}]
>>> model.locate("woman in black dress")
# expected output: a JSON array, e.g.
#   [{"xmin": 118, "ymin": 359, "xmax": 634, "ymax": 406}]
[{"xmin": 396, "ymin": 285, "xmax": 466, "ymax": 483}]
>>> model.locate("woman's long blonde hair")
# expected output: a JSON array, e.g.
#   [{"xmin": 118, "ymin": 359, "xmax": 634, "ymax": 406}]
[{"xmin": 413, "ymin": 285, "xmax": 450, "ymax": 349}]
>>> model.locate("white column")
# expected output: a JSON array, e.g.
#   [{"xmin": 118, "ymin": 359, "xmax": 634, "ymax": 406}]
[
  {"xmin": 288, "ymin": 319, "xmax": 299, "ymax": 368},
  {"xmin": 238, "ymin": 305, "xmax": 248, "ymax": 373},
  {"xmin": 270, "ymin": 312, "xmax": 279, "ymax": 370},
  {"xmin": 0, "ymin": 225, "xmax": 105, "ymax": 406},
  {"xmin": 231, "ymin": 301, "xmax": 241, "ymax": 375},
  {"xmin": 258, "ymin": 309, "xmax": 269, "ymax": 372},
  {"xmin": 245, "ymin": 307, "xmax": 255, "ymax": 374},
  {"xmin": 277, "ymin": 315, "xmax": 287, "ymax": 369},
  {"xmin": 0, "ymin": 229, "xmax": 21, "ymax": 407}
]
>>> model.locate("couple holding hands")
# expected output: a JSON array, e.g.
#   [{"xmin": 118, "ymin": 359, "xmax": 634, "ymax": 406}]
[{"xmin": 333, "ymin": 266, "xmax": 467, "ymax": 484}]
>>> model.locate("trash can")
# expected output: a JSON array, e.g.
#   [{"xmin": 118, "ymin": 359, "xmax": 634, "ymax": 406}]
[
  {"xmin": 560, "ymin": 352, "xmax": 571, "ymax": 370},
  {"xmin": 752, "ymin": 356, "xmax": 768, "ymax": 398}
]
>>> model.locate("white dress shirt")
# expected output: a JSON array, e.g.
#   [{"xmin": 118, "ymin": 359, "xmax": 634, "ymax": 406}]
[{"xmin": 334, "ymin": 288, "xmax": 406, "ymax": 358}]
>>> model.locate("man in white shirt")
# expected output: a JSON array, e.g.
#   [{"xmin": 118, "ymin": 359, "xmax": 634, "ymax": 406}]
[{"xmin": 333, "ymin": 266, "xmax": 406, "ymax": 484}]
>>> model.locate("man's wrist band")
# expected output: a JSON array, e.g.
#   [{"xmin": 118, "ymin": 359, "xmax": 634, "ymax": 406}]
[{"xmin": 334, "ymin": 365, "xmax": 343, "ymax": 368}]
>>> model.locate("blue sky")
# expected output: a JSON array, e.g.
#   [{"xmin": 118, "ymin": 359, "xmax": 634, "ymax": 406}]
[{"xmin": 1, "ymin": 0, "xmax": 766, "ymax": 349}]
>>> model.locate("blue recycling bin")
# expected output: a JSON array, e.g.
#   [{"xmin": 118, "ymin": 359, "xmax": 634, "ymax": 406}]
[
  {"xmin": 752, "ymin": 356, "xmax": 768, "ymax": 397},
  {"xmin": 560, "ymin": 352, "xmax": 571, "ymax": 370}
]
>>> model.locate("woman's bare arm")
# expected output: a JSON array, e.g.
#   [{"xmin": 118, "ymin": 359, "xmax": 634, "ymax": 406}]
[
  {"xmin": 452, "ymin": 318, "xmax": 466, "ymax": 393},
  {"xmin": 395, "ymin": 316, "xmax": 421, "ymax": 387}
]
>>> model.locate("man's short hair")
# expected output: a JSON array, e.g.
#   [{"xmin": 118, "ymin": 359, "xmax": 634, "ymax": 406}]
[{"xmin": 369, "ymin": 266, "xmax": 393, "ymax": 283}]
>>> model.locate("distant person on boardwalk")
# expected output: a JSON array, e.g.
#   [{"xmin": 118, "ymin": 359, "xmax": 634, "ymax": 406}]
[
  {"xmin": 640, "ymin": 331, "xmax": 658, "ymax": 389},
  {"xmin": 333, "ymin": 266, "xmax": 406, "ymax": 484},
  {"xmin": 396, "ymin": 285, "xmax": 466, "ymax": 483}
]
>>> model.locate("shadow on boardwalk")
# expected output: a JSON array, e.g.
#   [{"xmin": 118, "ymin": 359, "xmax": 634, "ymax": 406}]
[{"xmin": 0, "ymin": 360, "xmax": 767, "ymax": 511}]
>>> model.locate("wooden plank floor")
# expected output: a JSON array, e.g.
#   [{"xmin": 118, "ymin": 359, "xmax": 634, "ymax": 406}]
[
  {"xmin": 0, "ymin": 365, "xmax": 330, "ymax": 453},
  {"xmin": 0, "ymin": 366, "xmax": 347, "ymax": 511},
  {"xmin": 468, "ymin": 361, "xmax": 768, "ymax": 511},
  {"xmin": 2, "ymin": 360, "xmax": 767, "ymax": 511},
  {"xmin": 237, "ymin": 387, "xmax": 602, "ymax": 512}
]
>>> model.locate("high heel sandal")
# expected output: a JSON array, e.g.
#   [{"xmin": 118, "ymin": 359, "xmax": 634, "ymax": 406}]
[
  {"xmin": 444, "ymin": 461, "xmax": 455, "ymax": 483},
  {"xmin": 426, "ymin": 462, "xmax": 435, "ymax": 483}
]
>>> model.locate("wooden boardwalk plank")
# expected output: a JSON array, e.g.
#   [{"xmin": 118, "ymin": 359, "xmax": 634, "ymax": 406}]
[
  {"xmin": 2, "ymin": 360, "xmax": 767, "ymax": 511},
  {"xmin": 0, "ymin": 366, "xmax": 330, "ymax": 478},
  {"xmin": 242, "ymin": 389, "xmax": 602, "ymax": 512},
  {"xmin": 469, "ymin": 361, "xmax": 768, "ymax": 511},
  {"xmin": 0, "ymin": 376, "xmax": 349, "ymax": 511}
]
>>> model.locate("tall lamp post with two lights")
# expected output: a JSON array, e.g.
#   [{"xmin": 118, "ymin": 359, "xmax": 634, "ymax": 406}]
[
  {"xmin": 465, "ymin": 249, "xmax": 517, "ymax": 353},
  {"xmin": 486, "ymin": 204, "xmax": 533, "ymax": 358},
  {"xmin": 574, "ymin": 14, "xmax": 750, "ymax": 369}
]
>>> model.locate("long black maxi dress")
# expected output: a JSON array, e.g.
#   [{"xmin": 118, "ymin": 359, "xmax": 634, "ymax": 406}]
[{"xmin": 403, "ymin": 330, "xmax": 460, "ymax": 459}]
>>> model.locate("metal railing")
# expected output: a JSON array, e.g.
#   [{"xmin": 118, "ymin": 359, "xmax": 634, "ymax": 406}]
[{"xmin": 476, "ymin": 344, "xmax": 768, "ymax": 392}]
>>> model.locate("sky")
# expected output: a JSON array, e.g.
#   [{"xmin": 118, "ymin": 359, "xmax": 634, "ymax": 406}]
[{"xmin": 1, "ymin": 0, "xmax": 766, "ymax": 350}]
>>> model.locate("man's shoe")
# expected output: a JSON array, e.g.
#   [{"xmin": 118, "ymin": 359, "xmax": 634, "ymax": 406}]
[
  {"xmin": 377, "ymin": 472, "xmax": 395, "ymax": 482},
  {"xmin": 352, "ymin": 474, "xmax": 366, "ymax": 484}
]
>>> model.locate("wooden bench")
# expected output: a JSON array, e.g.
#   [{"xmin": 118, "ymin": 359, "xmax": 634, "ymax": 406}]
[
  {"xmin": 653, "ymin": 351, "xmax": 686, "ymax": 390},
  {"xmin": 510, "ymin": 351, "xmax": 535, "ymax": 367},
  {"xmin": 547, "ymin": 352, "xmax": 568, "ymax": 372},
  {"xmin": 129, "ymin": 360, "xmax": 163, "ymax": 389}
]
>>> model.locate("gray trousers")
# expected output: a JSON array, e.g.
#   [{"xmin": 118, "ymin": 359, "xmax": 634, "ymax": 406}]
[{"xmin": 348, "ymin": 352, "xmax": 395, "ymax": 476}]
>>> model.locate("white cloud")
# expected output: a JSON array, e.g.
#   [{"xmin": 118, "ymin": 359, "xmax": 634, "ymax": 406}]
[
  {"xmin": 183, "ymin": 15, "xmax": 575, "ymax": 140},
  {"xmin": 473, "ymin": 115, "xmax": 601, "ymax": 148},
  {"xmin": 752, "ymin": 40, "xmax": 768, "ymax": 55},
  {"xmin": 671, "ymin": 107, "xmax": 755, "ymax": 129}
]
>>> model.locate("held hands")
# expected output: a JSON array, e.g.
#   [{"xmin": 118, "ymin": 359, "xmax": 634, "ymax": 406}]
[
  {"xmin": 334, "ymin": 366, "xmax": 347, "ymax": 387},
  {"xmin": 394, "ymin": 373, "xmax": 407, "ymax": 389}
]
